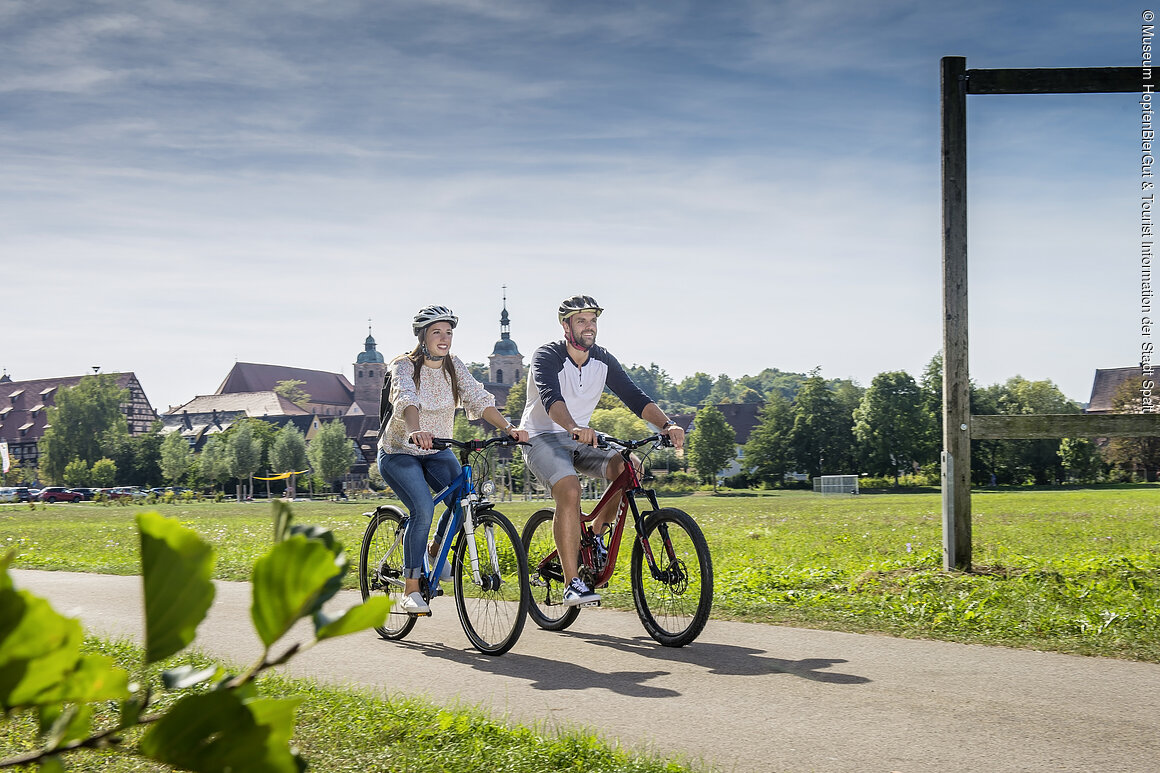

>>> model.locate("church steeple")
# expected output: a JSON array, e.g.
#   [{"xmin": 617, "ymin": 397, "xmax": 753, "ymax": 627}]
[
  {"xmin": 488, "ymin": 286, "xmax": 524, "ymax": 385},
  {"xmin": 352, "ymin": 321, "xmax": 385, "ymax": 416}
]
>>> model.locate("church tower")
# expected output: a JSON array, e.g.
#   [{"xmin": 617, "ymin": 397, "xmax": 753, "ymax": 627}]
[
  {"xmin": 488, "ymin": 288, "xmax": 524, "ymax": 387},
  {"xmin": 352, "ymin": 324, "xmax": 385, "ymax": 416}
]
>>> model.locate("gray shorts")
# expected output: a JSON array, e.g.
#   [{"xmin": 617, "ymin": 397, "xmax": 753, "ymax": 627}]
[{"xmin": 524, "ymin": 432, "xmax": 619, "ymax": 489}]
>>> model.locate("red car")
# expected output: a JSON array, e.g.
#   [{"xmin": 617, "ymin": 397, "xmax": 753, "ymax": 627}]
[{"xmin": 37, "ymin": 487, "xmax": 84, "ymax": 503}]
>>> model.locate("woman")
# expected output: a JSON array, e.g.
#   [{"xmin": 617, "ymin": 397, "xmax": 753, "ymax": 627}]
[{"xmin": 378, "ymin": 305, "xmax": 528, "ymax": 614}]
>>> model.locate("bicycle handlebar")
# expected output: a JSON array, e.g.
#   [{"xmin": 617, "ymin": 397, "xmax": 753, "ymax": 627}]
[
  {"xmin": 412, "ymin": 436, "xmax": 528, "ymax": 452},
  {"xmin": 591, "ymin": 432, "xmax": 673, "ymax": 451}
]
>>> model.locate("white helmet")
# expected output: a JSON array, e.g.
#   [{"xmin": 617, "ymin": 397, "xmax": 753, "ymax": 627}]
[{"xmin": 412, "ymin": 305, "xmax": 458, "ymax": 337}]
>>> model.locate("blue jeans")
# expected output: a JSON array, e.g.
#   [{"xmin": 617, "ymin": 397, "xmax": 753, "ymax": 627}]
[{"xmin": 377, "ymin": 448, "xmax": 461, "ymax": 579}]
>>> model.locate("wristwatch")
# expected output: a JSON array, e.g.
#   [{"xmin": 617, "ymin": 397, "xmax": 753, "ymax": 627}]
[{"xmin": 661, "ymin": 420, "xmax": 677, "ymax": 431}]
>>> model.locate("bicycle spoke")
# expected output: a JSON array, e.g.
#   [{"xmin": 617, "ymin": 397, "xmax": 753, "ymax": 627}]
[{"xmin": 454, "ymin": 510, "xmax": 528, "ymax": 656}]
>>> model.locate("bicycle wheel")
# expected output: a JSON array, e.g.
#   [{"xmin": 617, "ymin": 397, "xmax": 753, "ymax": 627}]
[
  {"xmin": 358, "ymin": 506, "xmax": 416, "ymax": 640},
  {"xmin": 630, "ymin": 507, "xmax": 713, "ymax": 647},
  {"xmin": 520, "ymin": 507, "xmax": 580, "ymax": 632},
  {"xmin": 452, "ymin": 508, "xmax": 529, "ymax": 655}
]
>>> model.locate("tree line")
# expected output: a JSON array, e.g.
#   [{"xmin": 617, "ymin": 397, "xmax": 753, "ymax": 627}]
[
  {"xmin": 6, "ymin": 375, "xmax": 358, "ymax": 495},
  {"xmin": 505, "ymin": 356, "xmax": 1160, "ymax": 487},
  {"xmin": 10, "ymin": 360, "xmax": 1158, "ymax": 494}
]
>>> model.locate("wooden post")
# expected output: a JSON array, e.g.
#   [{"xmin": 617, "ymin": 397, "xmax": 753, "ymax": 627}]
[{"xmin": 941, "ymin": 56, "xmax": 972, "ymax": 570}]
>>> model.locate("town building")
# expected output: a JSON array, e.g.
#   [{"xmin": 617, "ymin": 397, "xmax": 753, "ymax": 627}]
[{"xmin": 0, "ymin": 371, "xmax": 158, "ymax": 470}]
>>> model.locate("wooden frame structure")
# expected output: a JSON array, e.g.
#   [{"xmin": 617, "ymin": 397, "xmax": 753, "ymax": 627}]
[{"xmin": 940, "ymin": 57, "xmax": 1149, "ymax": 570}]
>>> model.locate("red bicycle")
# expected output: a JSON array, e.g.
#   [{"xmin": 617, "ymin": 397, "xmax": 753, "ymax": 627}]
[{"xmin": 520, "ymin": 433, "xmax": 713, "ymax": 647}]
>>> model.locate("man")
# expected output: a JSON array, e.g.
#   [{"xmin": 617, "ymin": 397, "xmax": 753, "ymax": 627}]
[{"xmin": 519, "ymin": 294, "xmax": 685, "ymax": 606}]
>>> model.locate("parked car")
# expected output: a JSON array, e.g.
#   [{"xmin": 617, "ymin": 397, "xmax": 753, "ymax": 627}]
[
  {"xmin": 38, "ymin": 487, "xmax": 84, "ymax": 503},
  {"xmin": 106, "ymin": 486, "xmax": 147, "ymax": 500},
  {"xmin": 11, "ymin": 487, "xmax": 33, "ymax": 502},
  {"xmin": 0, "ymin": 488, "xmax": 19, "ymax": 503},
  {"xmin": 67, "ymin": 488, "xmax": 97, "ymax": 501}
]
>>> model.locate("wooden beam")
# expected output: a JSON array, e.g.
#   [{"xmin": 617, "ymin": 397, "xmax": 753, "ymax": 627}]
[
  {"xmin": 941, "ymin": 56, "xmax": 972, "ymax": 571},
  {"xmin": 971, "ymin": 413, "xmax": 1160, "ymax": 440},
  {"xmin": 966, "ymin": 67, "xmax": 1145, "ymax": 94}
]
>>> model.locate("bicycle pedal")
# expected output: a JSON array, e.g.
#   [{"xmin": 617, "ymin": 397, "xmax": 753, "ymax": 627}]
[{"xmin": 580, "ymin": 600, "xmax": 601, "ymax": 608}]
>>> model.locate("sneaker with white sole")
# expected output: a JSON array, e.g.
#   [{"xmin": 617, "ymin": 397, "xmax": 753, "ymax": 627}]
[
  {"xmin": 562, "ymin": 577, "xmax": 601, "ymax": 607},
  {"xmin": 399, "ymin": 591, "xmax": 430, "ymax": 615}
]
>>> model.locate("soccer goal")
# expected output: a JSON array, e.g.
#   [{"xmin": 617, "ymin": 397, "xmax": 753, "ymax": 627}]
[{"xmin": 813, "ymin": 475, "xmax": 859, "ymax": 495}]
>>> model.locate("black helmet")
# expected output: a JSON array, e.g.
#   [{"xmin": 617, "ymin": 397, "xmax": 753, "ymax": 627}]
[
  {"xmin": 412, "ymin": 305, "xmax": 458, "ymax": 337},
  {"xmin": 558, "ymin": 295, "xmax": 603, "ymax": 323}
]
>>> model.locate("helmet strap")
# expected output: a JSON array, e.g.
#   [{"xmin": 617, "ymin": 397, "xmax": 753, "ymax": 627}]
[
  {"xmin": 563, "ymin": 320, "xmax": 591, "ymax": 352},
  {"xmin": 419, "ymin": 339, "xmax": 446, "ymax": 362}
]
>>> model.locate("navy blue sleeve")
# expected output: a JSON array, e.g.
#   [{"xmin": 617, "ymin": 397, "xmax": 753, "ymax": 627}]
[
  {"xmin": 531, "ymin": 343, "xmax": 568, "ymax": 414},
  {"xmin": 599, "ymin": 348, "xmax": 653, "ymax": 417}
]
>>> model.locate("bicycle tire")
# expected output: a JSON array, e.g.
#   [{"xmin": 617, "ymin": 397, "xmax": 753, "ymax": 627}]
[
  {"xmin": 630, "ymin": 507, "xmax": 713, "ymax": 647},
  {"xmin": 520, "ymin": 507, "xmax": 580, "ymax": 632},
  {"xmin": 358, "ymin": 506, "xmax": 416, "ymax": 641},
  {"xmin": 453, "ymin": 508, "xmax": 529, "ymax": 655}
]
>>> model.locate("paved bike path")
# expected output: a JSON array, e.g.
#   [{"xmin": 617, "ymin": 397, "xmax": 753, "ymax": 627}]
[{"xmin": 13, "ymin": 569, "xmax": 1160, "ymax": 773}]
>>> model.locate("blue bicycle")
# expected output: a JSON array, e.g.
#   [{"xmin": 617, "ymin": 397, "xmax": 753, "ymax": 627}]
[{"xmin": 358, "ymin": 436, "xmax": 529, "ymax": 656}]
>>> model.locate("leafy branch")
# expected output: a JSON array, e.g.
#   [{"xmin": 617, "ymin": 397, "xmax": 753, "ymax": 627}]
[{"xmin": 0, "ymin": 501, "xmax": 389, "ymax": 772}]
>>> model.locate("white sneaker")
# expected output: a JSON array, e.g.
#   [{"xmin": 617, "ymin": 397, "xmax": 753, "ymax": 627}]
[
  {"xmin": 562, "ymin": 577, "xmax": 601, "ymax": 607},
  {"xmin": 399, "ymin": 591, "xmax": 430, "ymax": 615}
]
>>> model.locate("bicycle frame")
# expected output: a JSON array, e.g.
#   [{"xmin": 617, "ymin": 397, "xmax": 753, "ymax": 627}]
[{"xmin": 541, "ymin": 435, "xmax": 676, "ymax": 588}]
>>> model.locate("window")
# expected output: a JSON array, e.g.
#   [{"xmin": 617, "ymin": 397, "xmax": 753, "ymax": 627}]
[{"xmin": 497, "ymin": 369, "xmax": 504, "ymax": 384}]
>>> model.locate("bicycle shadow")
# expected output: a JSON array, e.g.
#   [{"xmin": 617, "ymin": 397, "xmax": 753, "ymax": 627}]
[
  {"xmin": 395, "ymin": 640, "xmax": 680, "ymax": 698},
  {"xmin": 568, "ymin": 631, "xmax": 871, "ymax": 685}
]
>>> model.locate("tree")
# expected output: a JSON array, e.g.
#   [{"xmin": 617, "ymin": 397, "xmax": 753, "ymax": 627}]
[
  {"xmin": 789, "ymin": 371, "xmax": 845, "ymax": 478},
  {"xmin": 453, "ymin": 411, "xmax": 475, "ymax": 442},
  {"xmin": 38, "ymin": 375, "xmax": 129, "ymax": 484},
  {"xmin": 90, "ymin": 458, "xmax": 117, "ymax": 487},
  {"xmin": 743, "ymin": 394, "xmax": 794, "ymax": 487},
  {"xmin": 227, "ymin": 421, "xmax": 262, "ymax": 496},
  {"xmin": 199, "ymin": 434, "xmax": 231, "ymax": 491},
  {"xmin": 307, "ymin": 420, "xmax": 357, "ymax": 493},
  {"xmin": 686, "ymin": 405, "xmax": 735, "ymax": 490},
  {"xmin": 503, "ymin": 377, "xmax": 527, "ymax": 419},
  {"xmin": 270, "ymin": 424, "xmax": 309, "ymax": 496},
  {"xmin": 707, "ymin": 374, "xmax": 736, "ymax": 405},
  {"xmin": 1058, "ymin": 438, "xmax": 1105, "ymax": 483},
  {"xmin": 991, "ymin": 376, "xmax": 1080, "ymax": 485},
  {"xmin": 62, "ymin": 459, "xmax": 90, "ymax": 487},
  {"xmin": 1103, "ymin": 378, "xmax": 1160, "ymax": 481},
  {"xmin": 274, "ymin": 379, "xmax": 311, "ymax": 409},
  {"xmin": 589, "ymin": 405, "xmax": 648, "ymax": 439},
  {"xmin": 160, "ymin": 432, "xmax": 193, "ymax": 485},
  {"xmin": 674, "ymin": 372, "xmax": 713, "ymax": 407},
  {"xmin": 626, "ymin": 363, "xmax": 674, "ymax": 403},
  {"xmin": 852, "ymin": 371, "xmax": 929, "ymax": 484},
  {"xmin": 466, "ymin": 362, "xmax": 489, "ymax": 383}
]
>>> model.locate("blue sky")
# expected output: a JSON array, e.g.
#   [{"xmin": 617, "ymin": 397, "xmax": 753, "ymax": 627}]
[{"xmin": 0, "ymin": 0, "xmax": 1146, "ymax": 411}]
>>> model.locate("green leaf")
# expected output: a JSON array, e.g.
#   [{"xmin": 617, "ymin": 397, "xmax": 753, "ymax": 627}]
[
  {"xmin": 0, "ymin": 590, "xmax": 83, "ymax": 709},
  {"xmin": 140, "ymin": 690, "xmax": 304, "ymax": 773},
  {"xmin": 251, "ymin": 536, "xmax": 343, "ymax": 648},
  {"xmin": 48, "ymin": 653, "xmax": 129, "ymax": 704},
  {"xmin": 138, "ymin": 511, "xmax": 216, "ymax": 663},
  {"xmin": 272, "ymin": 500, "xmax": 293, "ymax": 543},
  {"xmin": 313, "ymin": 596, "xmax": 392, "ymax": 641}
]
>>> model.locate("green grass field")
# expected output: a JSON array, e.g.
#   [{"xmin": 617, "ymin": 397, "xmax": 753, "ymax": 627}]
[
  {"xmin": 4, "ymin": 487, "xmax": 1158, "ymax": 771},
  {"xmin": 4, "ymin": 486, "xmax": 1158, "ymax": 660}
]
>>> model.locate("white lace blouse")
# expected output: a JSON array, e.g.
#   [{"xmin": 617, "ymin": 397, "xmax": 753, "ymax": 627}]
[{"xmin": 378, "ymin": 355, "xmax": 495, "ymax": 456}]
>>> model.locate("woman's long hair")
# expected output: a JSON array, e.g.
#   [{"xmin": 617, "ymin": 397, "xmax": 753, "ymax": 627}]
[{"xmin": 407, "ymin": 343, "xmax": 460, "ymax": 406}]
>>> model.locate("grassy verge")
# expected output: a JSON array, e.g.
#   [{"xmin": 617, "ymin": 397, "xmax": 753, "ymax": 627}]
[
  {"xmin": 3, "ymin": 487, "xmax": 1159, "ymax": 660},
  {"xmin": 0, "ymin": 638, "xmax": 699, "ymax": 773}
]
